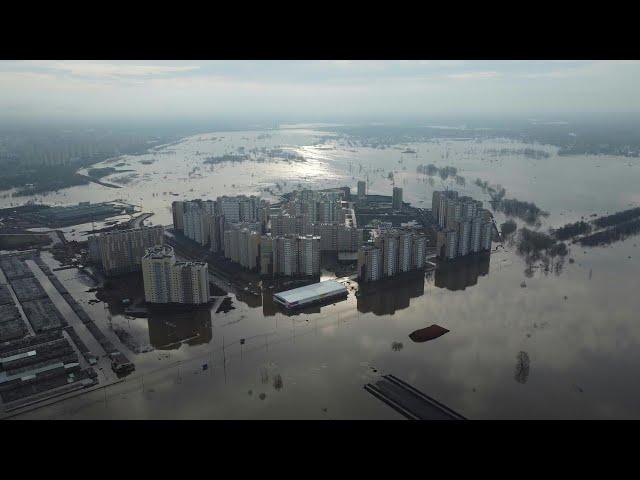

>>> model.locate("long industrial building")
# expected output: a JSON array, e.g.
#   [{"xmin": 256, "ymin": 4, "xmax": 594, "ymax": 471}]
[
  {"xmin": 25, "ymin": 201, "xmax": 135, "ymax": 227},
  {"xmin": 273, "ymin": 279, "xmax": 348, "ymax": 309}
]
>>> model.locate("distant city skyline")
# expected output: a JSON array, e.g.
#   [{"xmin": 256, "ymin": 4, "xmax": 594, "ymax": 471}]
[{"xmin": 1, "ymin": 60, "xmax": 639, "ymax": 122}]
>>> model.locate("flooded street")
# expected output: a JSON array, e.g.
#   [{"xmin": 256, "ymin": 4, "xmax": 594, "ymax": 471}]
[{"xmin": 5, "ymin": 126, "xmax": 640, "ymax": 419}]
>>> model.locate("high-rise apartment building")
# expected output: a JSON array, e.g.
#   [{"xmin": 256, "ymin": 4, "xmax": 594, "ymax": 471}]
[
  {"xmin": 432, "ymin": 190, "xmax": 493, "ymax": 260},
  {"xmin": 375, "ymin": 230, "xmax": 399, "ymax": 278},
  {"xmin": 357, "ymin": 180, "xmax": 366, "ymax": 199},
  {"xmin": 470, "ymin": 216, "xmax": 483, "ymax": 253},
  {"xmin": 437, "ymin": 229, "xmax": 459, "ymax": 260},
  {"xmin": 456, "ymin": 220, "xmax": 472, "ymax": 257},
  {"xmin": 481, "ymin": 221, "xmax": 493, "ymax": 251},
  {"xmin": 392, "ymin": 187, "xmax": 403, "ymax": 211},
  {"xmin": 432, "ymin": 190, "xmax": 459, "ymax": 228},
  {"xmin": 337, "ymin": 224, "xmax": 363, "ymax": 252},
  {"xmin": 88, "ymin": 225, "xmax": 164, "ymax": 276},
  {"xmin": 317, "ymin": 199, "xmax": 340, "ymax": 223},
  {"xmin": 183, "ymin": 200, "xmax": 215, "ymax": 246},
  {"xmin": 172, "ymin": 201, "xmax": 185, "ymax": 231},
  {"xmin": 314, "ymin": 223, "xmax": 338, "ymax": 251},
  {"xmin": 260, "ymin": 235, "xmax": 273, "ymax": 276},
  {"xmin": 357, "ymin": 245, "xmax": 382, "ymax": 282},
  {"xmin": 216, "ymin": 195, "xmax": 260, "ymax": 224},
  {"xmin": 297, "ymin": 235, "xmax": 320, "ymax": 277},
  {"xmin": 271, "ymin": 213, "xmax": 312, "ymax": 237},
  {"xmin": 238, "ymin": 228, "xmax": 261, "ymax": 271},
  {"xmin": 258, "ymin": 200, "xmax": 271, "ymax": 233},
  {"xmin": 411, "ymin": 234, "xmax": 428, "ymax": 270},
  {"xmin": 397, "ymin": 231, "xmax": 413, "ymax": 273},
  {"xmin": 209, "ymin": 214, "xmax": 225, "ymax": 253},
  {"xmin": 358, "ymin": 228, "xmax": 427, "ymax": 283},
  {"xmin": 271, "ymin": 234, "xmax": 320, "ymax": 277},
  {"xmin": 142, "ymin": 245, "xmax": 209, "ymax": 305},
  {"xmin": 273, "ymin": 235, "xmax": 298, "ymax": 277}
]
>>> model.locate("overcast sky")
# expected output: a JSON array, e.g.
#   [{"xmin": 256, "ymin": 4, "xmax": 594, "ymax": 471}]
[{"xmin": 1, "ymin": 60, "xmax": 638, "ymax": 122}]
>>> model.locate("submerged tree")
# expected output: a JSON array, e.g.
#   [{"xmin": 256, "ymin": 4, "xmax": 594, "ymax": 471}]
[
  {"xmin": 501, "ymin": 219, "xmax": 518, "ymax": 238},
  {"xmin": 273, "ymin": 373, "xmax": 283, "ymax": 391},
  {"xmin": 515, "ymin": 351, "xmax": 530, "ymax": 384}
]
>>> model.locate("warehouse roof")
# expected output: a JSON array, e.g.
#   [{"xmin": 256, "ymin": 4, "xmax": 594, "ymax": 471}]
[{"xmin": 273, "ymin": 280, "xmax": 347, "ymax": 306}]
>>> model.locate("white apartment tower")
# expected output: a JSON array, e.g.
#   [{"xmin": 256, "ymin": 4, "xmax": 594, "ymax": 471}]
[
  {"xmin": 297, "ymin": 235, "xmax": 320, "ymax": 276},
  {"xmin": 183, "ymin": 200, "xmax": 215, "ymax": 246},
  {"xmin": 142, "ymin": 245, "xmax": 209, "ymax": 305},
  {"xmin": 398, "ymin": 231, "xmax": 413, "ymax": 273},
  {"xmin": 357, "ymin": 180, "xmax": 366, "ymax": 199},
  {"xmin": 357, "ymin": 245, "xmax": 382, "ymax": 282}
]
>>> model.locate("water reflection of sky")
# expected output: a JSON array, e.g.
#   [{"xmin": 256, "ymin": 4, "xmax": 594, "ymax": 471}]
[{"xmin": 7, "ymin": 127, "xmax": 640, "ymax": 419}]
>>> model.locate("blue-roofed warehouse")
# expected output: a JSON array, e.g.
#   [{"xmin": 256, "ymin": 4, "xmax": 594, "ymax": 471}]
[{"xmin": 273, "ymin": 280, "xmax": 348, "ymax": 309}]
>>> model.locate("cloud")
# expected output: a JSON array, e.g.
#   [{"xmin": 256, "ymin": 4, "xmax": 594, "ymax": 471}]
[
  {"xmin": 447, "ymin": 71, "xmax": 500, "ymax": 80},
  {"xmin": 9, "ymin": 60, "xmax": 201, "ymax": 78},
  {"xmin": 53, "ymin": 62, "xmax": 200, "ymax": 77},
  {"xmin": 517, "ymin": 60, "xmax": 640, "ymax": 79},
  {"xmin": 0, "ymin": 60, "xmax": 638, "ymax": 119}
]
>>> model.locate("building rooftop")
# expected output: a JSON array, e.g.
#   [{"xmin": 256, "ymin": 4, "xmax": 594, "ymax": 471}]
[
  {"xmin": 143, "ymin": 245, "xmax": 174, "ymax": 259},
  {"xmin": 273, "ymin": 280, "xmax": 347, "ymax": 306},
  {"xmin": 174, "ymin": 261, "xmax": 207, "ymax": 268}
]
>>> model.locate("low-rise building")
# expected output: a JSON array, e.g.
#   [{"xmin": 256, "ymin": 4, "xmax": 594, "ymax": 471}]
[{"xmin": 273, "ymin": 280, "xmax": 348, "ymax": 309}]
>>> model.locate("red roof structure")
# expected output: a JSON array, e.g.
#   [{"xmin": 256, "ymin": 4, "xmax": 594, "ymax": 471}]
[{"xmin": 409, "ymin": 325, "xmax": 449, "ymax": 343}]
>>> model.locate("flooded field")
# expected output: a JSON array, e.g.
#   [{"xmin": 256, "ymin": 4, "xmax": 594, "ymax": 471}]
[{"xmin": 5, "ymin": 126, "xmax": 640, "ymax": 419}]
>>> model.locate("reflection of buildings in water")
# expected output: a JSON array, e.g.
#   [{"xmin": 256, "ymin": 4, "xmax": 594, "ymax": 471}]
[
  {"xmin": 357, "ymin": 271, "xmax": 425, "ymax": 316},
  {"xmin": 147, "ymin": 308, "xmax": 213, "ymax": 350},
  {"xmin": 234, "ymin": 289, "xmax": 263, "ymax": 309},
  {"xmin": 261, "ymin": 288, "xmax": 277, "ymax": 317},
  {"xmin": 434, "ymin": 252, "xmax": 491, "ymax": 291}
]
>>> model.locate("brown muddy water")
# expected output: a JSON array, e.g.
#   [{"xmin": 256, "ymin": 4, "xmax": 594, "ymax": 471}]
[{"xmin": 5, "ymin": 127, "xmax": 640, "ymax": 419}]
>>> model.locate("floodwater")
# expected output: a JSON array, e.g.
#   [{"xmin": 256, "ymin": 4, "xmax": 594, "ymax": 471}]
[{"xmin": 5, "ymin": 126, "xmax": 640, "ymax": 419}]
